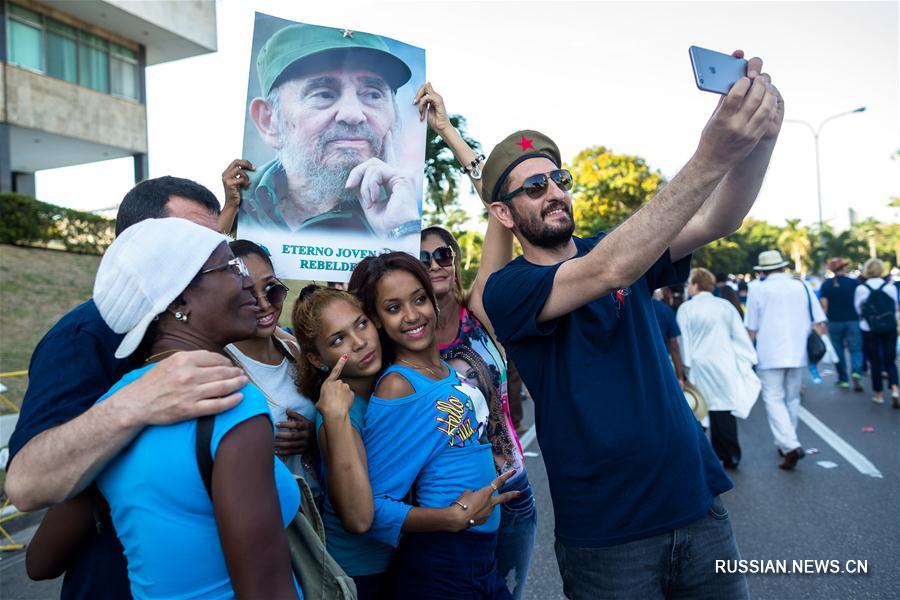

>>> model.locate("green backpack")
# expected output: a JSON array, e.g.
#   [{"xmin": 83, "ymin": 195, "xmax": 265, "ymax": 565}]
[{"xmin": 195, "ymin": 415, "xmax": 357, "ymax": 600}]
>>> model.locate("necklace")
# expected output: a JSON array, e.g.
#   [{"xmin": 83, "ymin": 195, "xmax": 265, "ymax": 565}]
[
  {"xmin": 398, "ymin": 358, "xmax": 444, "ymax": 378},
  {"xmin": 143, "ymin": 349, "xmax": 181, "ymax": 365}
]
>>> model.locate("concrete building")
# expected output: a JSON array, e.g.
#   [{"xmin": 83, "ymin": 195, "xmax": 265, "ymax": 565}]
[{"xmin": 0, "ymin": 0, "xmax": 217, "ymax": 196}]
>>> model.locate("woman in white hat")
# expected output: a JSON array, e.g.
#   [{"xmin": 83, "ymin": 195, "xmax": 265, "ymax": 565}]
[{"xmin": 91, "ymin": 218, "xmax": 301, "ymax": 599}]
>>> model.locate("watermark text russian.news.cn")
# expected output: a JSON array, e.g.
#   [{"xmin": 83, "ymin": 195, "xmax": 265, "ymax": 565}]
[{"xmin": 716, "ymin": 559, "xmax": 869, "ymax": 575}]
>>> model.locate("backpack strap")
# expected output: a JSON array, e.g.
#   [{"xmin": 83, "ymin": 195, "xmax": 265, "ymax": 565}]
[{"xmin": 196, "ymin": 415, "xmax": 215, "ymax": 499}]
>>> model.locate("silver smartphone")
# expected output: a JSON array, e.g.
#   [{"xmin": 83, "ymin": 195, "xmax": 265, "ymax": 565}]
[{"xmin": 688, "ymin": 46, "xmax": 747, "ymax": 94}]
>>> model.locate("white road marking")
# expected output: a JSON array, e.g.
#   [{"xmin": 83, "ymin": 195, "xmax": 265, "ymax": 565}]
[
  {"xmin": 520, "ymin": 424, "xmax": 537, "ymax": 450},
  {"xmin": 798, "ymin": 406, "xmax": 883, "ymax": 479}
]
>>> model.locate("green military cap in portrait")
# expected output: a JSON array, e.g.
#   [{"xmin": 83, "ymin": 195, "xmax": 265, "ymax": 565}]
[
  {"xmin": 256, "ymin": 24, "xmax": 412, "ymax": 95},
  {"xmin": 481, "ymin": 130, "xmax": 562, "ymax": 204}
]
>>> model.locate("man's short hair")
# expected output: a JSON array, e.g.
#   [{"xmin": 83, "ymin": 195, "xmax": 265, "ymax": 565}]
[
  {"xmin": 690, "ymin": 268, "xmax": 717, "ymax": 293},
  {"xmin": 116, "ymin": 176, "xmax": 220, "ymax": 236}
]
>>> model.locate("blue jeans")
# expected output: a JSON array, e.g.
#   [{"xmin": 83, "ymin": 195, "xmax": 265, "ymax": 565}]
[
  {"xmin": 553, "ymin": 496, "xmax": 748, "ymax": 600},
  {"xmin": 496, "ymin": 472, "xmax": 537, "ymax": 600},
  {"xmin": 388, "ymin": 530, "xmax": 511, "ymax": 599},
  {"xmin": 828, "ymin": 320, "xmax": 864, "ymax": 382}
]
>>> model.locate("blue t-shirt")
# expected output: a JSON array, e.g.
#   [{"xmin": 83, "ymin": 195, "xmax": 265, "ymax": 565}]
[
  {"xmin": 314, "ymin": 395, "xmax": 393, "ymax": 576},
  {"xmin": 96, "ymin": 364, "xmax": 302, "ymax": 600},
  {"xmin": 819, "ymin": 275, "xmax": 860, "ymax": 322},
  {"xmin": 362, "ymin": 364, "xmax": 499, "ymax": 547},
  {"xmin": 652, "ymin": 298, "xmax": 681, "ymax": 339},
  {"xmin": 7, "ymin": 299, "xmax": 131, "ymax": 600},
  {"xmin": 483, "ymin": 234, "xmax": 732, "ymax": 548}
]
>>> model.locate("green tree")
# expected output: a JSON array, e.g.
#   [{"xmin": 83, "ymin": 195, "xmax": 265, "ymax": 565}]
[
  {"xmin": 778, "ymin": 218, "xmax": 811, "ymax": 274},
  {"xmin": 692, "ymin": 237, "xmax": 747, "ymax": 275},
  {"xmin": 694, "ymin": 218, "xmax": 782, "ymax": 275},
  {"xmin": 455, "ymin": 229, "xmax": 484, "ymax": 289},
  {"xmin": 810, "ymin": 226, "xmax": 869, "ymax": 271},
  {"xmin": 852, "ymin": 217, "xmax": 900, "ymax": 269},
  {"xmin": 424, "ymin": 115, "xmax": 480, "ymax": 213},
  {"xmin": 566, "ymin": 146, "xmax": 665, "ymax": 237}
]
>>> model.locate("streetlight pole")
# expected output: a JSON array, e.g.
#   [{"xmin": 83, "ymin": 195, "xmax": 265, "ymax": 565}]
[{"xmin": 785, "ymin": 107, "xmax": 866, "ymax": 255}]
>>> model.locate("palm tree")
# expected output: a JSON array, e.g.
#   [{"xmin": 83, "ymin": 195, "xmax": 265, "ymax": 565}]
[
  {"xmin": 424, "ymin": 115, "xmax": 480, "ymax": 213},
  {"xmin": 778, "ymin": 218, "xmax": 811, "ymax": 275}
]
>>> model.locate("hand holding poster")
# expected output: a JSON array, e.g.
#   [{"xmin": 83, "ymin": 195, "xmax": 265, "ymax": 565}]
[{"xmin": 238, "ymin": 14, "xmax": 426, "ymax": 281}]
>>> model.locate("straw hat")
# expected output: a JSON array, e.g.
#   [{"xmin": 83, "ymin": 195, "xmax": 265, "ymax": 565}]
[
  {"xmin": 753, "ymin": 250, "xmax": 790, "ymax": 271},
  {"xmin": 683, "ymin": 381, "xmax": 708, "ymax": 422}
]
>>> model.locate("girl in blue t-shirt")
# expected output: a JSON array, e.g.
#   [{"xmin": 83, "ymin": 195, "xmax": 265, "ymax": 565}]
[
  {"xmin": 290, "ymin": 285, "xmax": 510, "ymax": 600},
  {"xmin": 348, "ymin": 252, "xmax": 518, "ymax": 600}
]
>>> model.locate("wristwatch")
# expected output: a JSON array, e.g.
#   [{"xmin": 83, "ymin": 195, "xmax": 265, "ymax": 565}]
[{"xmin": 389, "ymin": 219, "xmax": 421, "ymax": 239}]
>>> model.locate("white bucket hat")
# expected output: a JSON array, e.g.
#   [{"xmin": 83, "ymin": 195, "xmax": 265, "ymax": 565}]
[
  {"xmin": 753, "ymin": 250, "xmax": 790, "ymax": 272},
  {"xmin": 93, "ymin": 218, "xmax": 228, "ymax": 359}
]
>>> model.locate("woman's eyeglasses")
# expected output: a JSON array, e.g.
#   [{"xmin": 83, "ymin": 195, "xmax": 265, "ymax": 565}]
[
  {"xmin": 500, "ymin": 169, "xmax": 573, "ymax": 202},
  {"xmin": 200, "ymin": 257, "xmax": 249, "ymax": 278},
  {"xmin": 256, "ymin": 280, "xmax": 289, "ymax": 307},
  {"xmin": 420, "ymin": 246, "xmax": 455, "ymax": 268}
]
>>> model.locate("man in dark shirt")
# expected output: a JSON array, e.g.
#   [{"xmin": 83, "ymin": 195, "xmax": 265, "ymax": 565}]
[
  {"xmin": 480, "ymin": 52, "xmax": 781, "ymax": 599},
  {"xmin": 5, "ymin": 177, "xmax": 249, "ymax": 599},
  {"xmin": 819, "ymin": 257, "xmax": 863, "ymax": 391}
]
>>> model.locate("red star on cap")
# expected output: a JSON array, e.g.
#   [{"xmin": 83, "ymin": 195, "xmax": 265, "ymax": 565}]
[{"xmin": 515, "ymin": 135, "xmax": 535, "ymax": 152}]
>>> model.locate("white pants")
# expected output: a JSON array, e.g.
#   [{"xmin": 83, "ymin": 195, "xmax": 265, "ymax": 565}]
[{"xmin": 758, "ymin": 367, "xmax": 804, "ymax": 453}]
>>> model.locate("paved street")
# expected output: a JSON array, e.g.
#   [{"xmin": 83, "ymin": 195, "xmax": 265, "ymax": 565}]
[
  {"xmin": 520, "ymin": 364, "xmax": 899, "ymax": 600},
  {"xmin": 1, "ymin": 366, "xmax": 897, "ymax": 599}
]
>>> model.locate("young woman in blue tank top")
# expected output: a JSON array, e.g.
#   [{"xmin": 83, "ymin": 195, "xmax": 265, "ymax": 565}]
[
  {"xmin": 415, "ymin": 82, "xmax": 537, "ymax": 599},
  {"xmin": 291, "ymin": 286, "xmax": 511, "ymax": 600},
  {"xmin": 348, "ymin": 252, "xmax": 519, "ymax": 600}
]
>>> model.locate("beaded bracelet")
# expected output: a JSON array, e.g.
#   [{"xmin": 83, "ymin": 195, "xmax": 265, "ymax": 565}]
[{"xmin": 457, "ymin": 154, "xmax": 486, "ymax": 176}]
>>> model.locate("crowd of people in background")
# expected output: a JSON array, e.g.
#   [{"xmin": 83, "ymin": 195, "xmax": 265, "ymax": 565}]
[
  {"xmin": 654, "ymin": 251, "xmax": 900, "ymax": 473},
  {"xmin": 4, "ymin": 52, "xmax": 897, "ymax": 600}
]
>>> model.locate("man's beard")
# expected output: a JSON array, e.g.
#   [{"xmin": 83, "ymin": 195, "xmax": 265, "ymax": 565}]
[
  {"xmin": 278, "ymin": 122, "xmax": 386, "ymax": 208},
  {"xmin": 509, "ymin": 200, "xmax": 575, "ymax": 249}
]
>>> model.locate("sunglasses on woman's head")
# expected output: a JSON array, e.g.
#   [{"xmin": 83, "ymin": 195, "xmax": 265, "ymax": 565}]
[
  {"xmin": 420, "ymin": 246, "xmax": 455, "ymax": 268},
  {"xmin": 500, "ymin": 169, "xmax": 573, "ymax": 202},
  {"xmin": 256, "ymin": 279, "xmax": 289, "ymax": 306}
]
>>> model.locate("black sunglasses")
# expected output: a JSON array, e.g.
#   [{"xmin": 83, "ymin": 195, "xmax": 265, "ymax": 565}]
[
  {"xmin": 420, "ymin": 246, "xmax": 455, "ymax": 268},
  {"xmin": 256, "ymin": 279, "xmax": 289, "ymax": 306},
  {"xmin": 500, "ymin": 169, "xmax": 573, "ymax": 202}
]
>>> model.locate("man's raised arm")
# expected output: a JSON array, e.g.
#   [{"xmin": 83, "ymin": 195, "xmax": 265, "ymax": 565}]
[
  {"xmin": 670, "ymin": 64, "xmax": 783, "ymax": 259},
  {"xmin": 5, "ymin": 351, "xmax": 246, "ymax": 511},
  {"xmin": 538, "ymin": 56, "xmax": 779, "ymax": 323}
]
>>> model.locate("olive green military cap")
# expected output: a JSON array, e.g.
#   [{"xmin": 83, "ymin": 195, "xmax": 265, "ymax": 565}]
[
  {"xmin": 257, "ymin": 25, "xmax": 412, "ymax": 95},
  {"xmin": 481, "ymin": 130, "xmax": 562, "ymax": 203}
]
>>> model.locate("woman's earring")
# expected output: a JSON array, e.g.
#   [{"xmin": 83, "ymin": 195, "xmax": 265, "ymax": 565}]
[
  {"xmin": 173, "ymin": 310, "xmax": 189, "ymax": 323},
  {"xmin": 319, "ymin": 365, "xmax": 329, "ymax": 372}
]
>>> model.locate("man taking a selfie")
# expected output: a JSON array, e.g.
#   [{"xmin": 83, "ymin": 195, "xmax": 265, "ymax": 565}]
[{"xmin": 482, "ymin": 51, "xmax": 782, "ymax": 599}]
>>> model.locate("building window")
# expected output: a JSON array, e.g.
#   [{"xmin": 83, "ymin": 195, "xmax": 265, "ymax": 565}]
[
  {"xmin": 5, "ymin": 2, "xmax": 141, "ymax": 100},
  {"xmin": 110, "ymin": 42, "xmax": 138, "ymax": 100},
  {"xmin": 8, "ymin": 3, "xmax": 43, "ymax": 72},
  {"xmin": 46, "ymin": 18, "xmax": 77, "ymax": 83},
  {"xmin": 78, "ymin": 32, "xmax": 109, "ymax": 93}
]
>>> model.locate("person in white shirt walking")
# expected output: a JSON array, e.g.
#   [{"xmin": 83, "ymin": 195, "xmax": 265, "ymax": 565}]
[
  {"xmin": 853, "ymin": 258, "xmax": 899, "ymax": 407},
  {"xmin": 744, "ymin": 251, "xmax": 826, "ymax": 470},
  {"xmin": 678, "ymin": 268, "xmax": 759, "ymax": 470}
]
